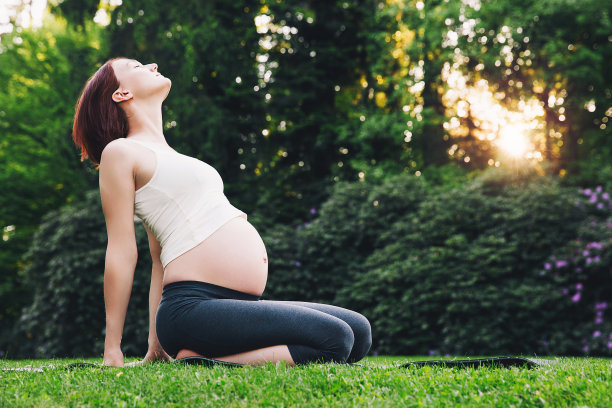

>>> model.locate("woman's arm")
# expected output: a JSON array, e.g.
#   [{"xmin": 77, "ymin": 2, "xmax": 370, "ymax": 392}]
[
  {"xmin": 103, "ymin": 249, "xmax": 137, "ymax": 361},
  {"xmin": 99, "ymin": 141, "xmax": 139, "ymax": 367},
  {"xmin": 147, "ymin": 260, "xmax": 165, "ymax": 349},
  {"xmin": 123, "ymin": 224, "xmax": 172, "ymax": 365}
]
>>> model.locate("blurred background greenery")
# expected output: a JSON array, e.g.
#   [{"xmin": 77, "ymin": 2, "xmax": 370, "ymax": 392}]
[{"xmin": 0, "ymin": 0, "xmax": 610, "ymax": 359}]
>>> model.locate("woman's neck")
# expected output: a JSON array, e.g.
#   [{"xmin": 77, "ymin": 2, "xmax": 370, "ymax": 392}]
[{"xmin": 125, "ymin": 100, "xmax": 166, "ymax": 144}]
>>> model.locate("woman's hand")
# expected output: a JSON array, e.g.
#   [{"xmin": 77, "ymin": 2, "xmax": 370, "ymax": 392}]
[
  {"xmin": 102, "ymin": 347, "xmax": 124, "ymax": 367},
  {"xmin": 124, "ymin": 346, "xmax": 172, "ymax": 367}
]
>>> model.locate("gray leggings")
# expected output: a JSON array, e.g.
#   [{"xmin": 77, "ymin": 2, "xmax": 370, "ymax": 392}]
[{"xmin": 156, "ymin": 280, "xmax": 372, "ymax": 365}]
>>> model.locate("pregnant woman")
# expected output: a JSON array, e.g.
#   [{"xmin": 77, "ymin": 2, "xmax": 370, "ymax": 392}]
[{"xmin": 71, "ymin": 57, "xmax": 372, "ymax": 367}]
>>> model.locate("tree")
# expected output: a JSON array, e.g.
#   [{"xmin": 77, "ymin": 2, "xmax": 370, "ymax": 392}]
[
  {"xmin": 455, "ymin": 0, "xmax": 612, "ymax": 175},
  {"xmin": 0, "ymin": 14, "xmax": 105, "ymax": 356}
]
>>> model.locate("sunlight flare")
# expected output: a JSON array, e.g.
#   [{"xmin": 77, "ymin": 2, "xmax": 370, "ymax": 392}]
[{"xmin": 497, "ymin": 124, "xmax": 529, "ymax": 157}]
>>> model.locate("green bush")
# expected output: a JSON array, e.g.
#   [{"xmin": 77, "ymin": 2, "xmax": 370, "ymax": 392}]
[
  {"xmin": 9, "ymin": 190, "xmax": 152, "ymax": 359},
  {"xmin": 9, "ymin": 174, "xmax": 611, "ymax": 358},
  {"xmin": 539, "ymin": 186, "xmax": 612, "ymax": 356},
  {"xmin": 264, "ymin": 175, "xmax": 428, "ymax": 303},
  {"xmin": 265, "ymin": 172, "xmax": 611, "ymax": 357}
]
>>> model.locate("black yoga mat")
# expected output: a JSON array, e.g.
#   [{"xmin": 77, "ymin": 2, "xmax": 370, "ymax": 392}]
[
  {"xmin": 173, "ymin": 355, "xmax": 551, "ymax": 369},
  {"xmin": 1, "ymin": 356, "xmax": 552, "ymax": 371}
]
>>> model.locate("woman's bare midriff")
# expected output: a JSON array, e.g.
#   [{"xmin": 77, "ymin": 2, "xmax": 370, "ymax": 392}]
[
  {"xmin": 125, "ymin": 138, "xmax": 266, "ymax": 296},
  {"xmin": 161, "ymin": 216, "xmax": 268, "ymax": 296}
]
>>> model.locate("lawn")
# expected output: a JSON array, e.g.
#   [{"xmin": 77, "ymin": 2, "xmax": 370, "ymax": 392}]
[{"xmin": 1, "ymin": 356, "xmax": 610, "ymax": 407}]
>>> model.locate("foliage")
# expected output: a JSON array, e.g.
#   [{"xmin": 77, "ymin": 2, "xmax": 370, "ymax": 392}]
[
  {"xmin": 456, "ymin": 0, "xmax": 612, "ymax": 172},
  {"xmin": 539, "ymin": 186, "xmax": 612, "ymax": 356},
  {"xmin": 7, "ymin": 172, "xmax": 611, "ymax": 359},
  {"xmin": 2, "ymin": 0, "xmax": 612, "ymax": 360},
  {"xmin": 264, "ymin": 174, "xmax": 428, "ymax": 303},
  {"xmin": 0, "ymin": 16, "xmax": 104, "ymax": 356},
  {"xmin": 264, "ymin": 172, "xmax": 611, "ymax": 357},
  {"xmin": 8, "ymin": 190, "xmax": 152, "ymax": 359}
]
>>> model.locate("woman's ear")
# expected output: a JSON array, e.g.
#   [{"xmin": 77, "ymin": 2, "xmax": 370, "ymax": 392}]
[{"xmin": 112, "ymin": 89, "xmax": 133, "ymax": 103}]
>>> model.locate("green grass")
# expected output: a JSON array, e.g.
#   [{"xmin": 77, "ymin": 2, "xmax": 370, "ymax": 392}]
[{"xmin": 1, "ymin": 356, "xmax": 610, "ymax": 407}]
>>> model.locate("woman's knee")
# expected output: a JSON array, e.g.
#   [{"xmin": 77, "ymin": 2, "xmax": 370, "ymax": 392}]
[
  {"xmin": 312, "ymin": 319, "xmax": 355, "ymax": 362},
  {"xmin": 291, "ymin": 320, "xmax": 354, "ymax": 365},
  {"xmin": 336, "ymin": 320, "xmax": 355, "ymax": 360},
  {"xmin": 347, "ymin": 313, "xmax": 372, "ymax": 363}
]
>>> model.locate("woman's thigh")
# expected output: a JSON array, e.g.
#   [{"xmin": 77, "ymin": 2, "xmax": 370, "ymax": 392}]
[
  {"xmin": 157, "ymin": 297, "xmax": 355, "ymax": 360},
  {"xmin": 262, "ymin": 300, "xmax": 372, "ymax": 362},
  {"xmin": 261, "ymin": 300, "xmax": 371, "ymax": 334}
]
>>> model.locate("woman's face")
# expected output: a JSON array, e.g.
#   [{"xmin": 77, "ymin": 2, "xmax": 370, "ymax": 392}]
[{"xmin": 111, "ymin": 58, "xmax": 171, "ymax": 102}]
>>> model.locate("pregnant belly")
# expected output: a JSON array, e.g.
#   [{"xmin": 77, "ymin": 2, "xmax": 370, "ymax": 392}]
[{"xmin": 162, "ymin": 216, "xmax": 268, "ymax": 295}]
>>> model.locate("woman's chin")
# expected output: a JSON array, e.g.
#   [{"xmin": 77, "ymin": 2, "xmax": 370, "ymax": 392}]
[{"xmin": 162, "ymin": 82, "xmax": 171, "ymax": 100}]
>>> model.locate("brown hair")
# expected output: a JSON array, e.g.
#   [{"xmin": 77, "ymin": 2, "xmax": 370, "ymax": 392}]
[{"xmin": 72, "ymin": 57, "xmax": 130, "ymax": 170}]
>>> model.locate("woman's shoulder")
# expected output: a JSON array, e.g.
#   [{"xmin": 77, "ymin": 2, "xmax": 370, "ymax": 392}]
[
  {"xmin": 99, "ymin": 138, "xmax": 137, "ymax": 169},
  {"xmin": 101, "ymin": 137, "xmax": 139, "ymax": 156}
]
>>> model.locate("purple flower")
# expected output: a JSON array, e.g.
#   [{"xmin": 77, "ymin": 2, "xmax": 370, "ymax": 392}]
[
  {"xmin": 595, "ymin": 302, "xmax": 608, "ymax": 310},
  {"xmin": 589, "ymin": 194, "xmax": 598, "ymax": 203},
  {"xmin": 576, "ymin": 267, "xmax": 583, "ymax": 273},
  {"xmin": 586, "ymin": 257, "xmax": 593, "ymax": 264},
  {"xmin": 584, "ymin": 188, "xmax": 592, "ymax": 195},
  {"xmin": 583, "ymin": 250, "xmax": 590, "ymax": 257},
  {"xmin": 587, "ymin": 242, "xmax": 604, "ymax": 250},
  {"xmin": 572, "ymin": 292, "xmax": 581, "ymax": 302},
  {"xmin": 581, "ymin": 338, "xmax": 588, "ymax": 344},
  {"xmin": 562, "ymin": 288, "xmax": 569, "ymax": 295},
  {"xmin": 596, "ymin": 186, "xmax": 602, "ymax": 193},
  {"xmin": 295, "ymin": 261, "xmax": 302, "ymax": 267},
  {"xmin": 555, "ymin": 260, "xmax": 568, "ymax": 268},
  {"xmin": 583, "ymin": 345, "xmax": 589, "ymax": 352},
  {"xmin": 544, "ymin": 262, "xmax": 552, "ymax": 270},
  {"xmin": 593, "ymin": 330, "xmax": 601, "ymax": 338},
  {"xmin": 595, "ymin": 316, "xmax": 603, "ymax": 324},
  {"xmin": 603, "ymin": 192, "xmax": 610, "ymax": 200},
  {"xmin": 594, "ymin": 255, "xmax": 601, "ymax": 263},
  {"xmin": 607, "ymin": 221, "xmax": 612, "ymax": 228},
  {"xmin": 608, "ymin": 341, "xmax": 612, "ymax": 349},
  {"xmin": 597, "ymin": 203, "xmax": 604, "ymax": 210},
  {"xmin": 576, "ymin": 283, "xmax": 583, "ymax": 290},
  {"xmin": 597, "ymin": 311, "xmax": 604, "ymax": 317},
  {"xmin": 428, "ymin": 349, "xmax": 436, "ymax": 356},
  {"xmin": 310, "ymin": 208, "xmax": 316, "ymax": 214}
]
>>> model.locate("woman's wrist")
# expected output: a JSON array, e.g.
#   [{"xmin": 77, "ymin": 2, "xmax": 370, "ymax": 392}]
[{"xmin": 148, "ymin": 337, "xmax": 163, "ymax": 350}]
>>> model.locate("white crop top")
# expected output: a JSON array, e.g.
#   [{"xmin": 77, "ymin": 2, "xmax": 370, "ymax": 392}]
[{"xmin": 127, "ymin": 138, "xmax": 247, "ymax": 269}]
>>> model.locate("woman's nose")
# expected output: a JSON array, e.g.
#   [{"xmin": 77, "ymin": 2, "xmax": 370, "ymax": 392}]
[{"xmin": 148, "ymin": 63, "xmax": 158, "ymax": 72}]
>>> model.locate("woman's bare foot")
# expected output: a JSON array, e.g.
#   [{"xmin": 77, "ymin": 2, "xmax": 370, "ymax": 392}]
[
  {"xmin": 176, "ymin": 349, "xmax": 204, "ymax": 360},
  {"xmin": 176, "ymin": 345, "xmax": 295, "ymax": 366}
]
